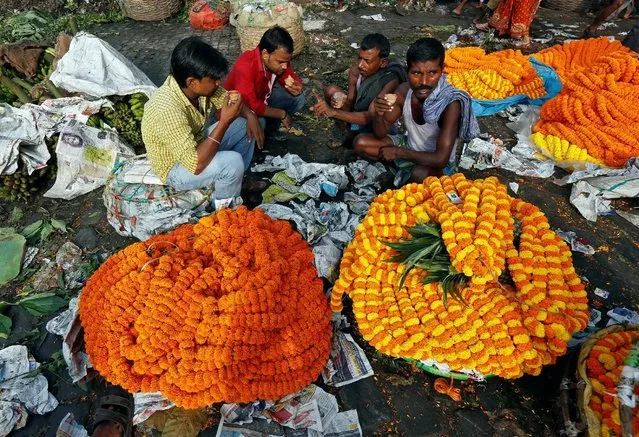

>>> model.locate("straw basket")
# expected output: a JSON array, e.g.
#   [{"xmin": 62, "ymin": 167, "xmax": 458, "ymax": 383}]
[
  {"xmin": 541, "ymin": 0, "xmax": 598, "ymax": 13},
  {"xmin": 236, "ymin": 2, "xmax": 304, "ymax": 57},
  {"xmin": 577, "ymin": 324, "xmax": 639, "ymax": 437},
  {"xmin": 123, "ymin": 0, "xmax": 183, "ymax": 21}
]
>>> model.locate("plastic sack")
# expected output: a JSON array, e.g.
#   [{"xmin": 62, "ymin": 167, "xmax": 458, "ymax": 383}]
[
  {"xmin": 471, "ymin": 58, "xmax": 563, "ymax": 117},
  {"xmin": 103, "ymin": 156, "xmax": 213, "ymax": 241},
  {"xmin": 190, "ymin": 0, "xmax": 229, "ymax": 30}
]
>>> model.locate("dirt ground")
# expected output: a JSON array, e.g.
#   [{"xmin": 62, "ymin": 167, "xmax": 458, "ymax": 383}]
[{"xmin": 1, "ymin": 1, "xmax": 638, "ymax": 436}]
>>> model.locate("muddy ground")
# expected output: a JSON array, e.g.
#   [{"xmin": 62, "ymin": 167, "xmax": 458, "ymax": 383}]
[{"xmin": 1, "ymin": 1, "xmax": 638, "ymax": 436}]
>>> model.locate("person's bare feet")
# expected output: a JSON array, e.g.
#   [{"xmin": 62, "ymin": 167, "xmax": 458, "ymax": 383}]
[
  {"xmin": 514, "ymin": 36, "xmax": 531, "ymax": 48},
  {"xmin": 452, "ymin": 5, "xmax": 463, "ymax": 15},
  {"xmin": 475, "ymin": 22, "xmax": 490, "ymax": 31}
]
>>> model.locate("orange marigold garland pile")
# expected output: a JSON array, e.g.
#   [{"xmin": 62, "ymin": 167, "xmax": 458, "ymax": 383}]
[
  {"xmin": 585, "ymin": 330, "xmax": 639, "ymax": 436},
  {"xmin": 331, "ymin": 175, "xmax": 589, "ymax": 379},
  {"xmin": 532, "ymin": 38, "xmax": 639, "ymax": 167},
  {"xmin": 445, "ymin": 47, "xmax": 546, "ymax": 100},
  {"xmin": 79, "ymin": 207, "xmax": 332, "ymax": 408}
]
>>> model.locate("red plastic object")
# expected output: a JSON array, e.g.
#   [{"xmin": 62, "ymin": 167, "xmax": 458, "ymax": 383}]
[{"xmin": 189, "ymin": 0, "xmax": 229, "ymax": 30}]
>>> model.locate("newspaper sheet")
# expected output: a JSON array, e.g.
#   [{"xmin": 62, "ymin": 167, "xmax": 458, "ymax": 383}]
[
  {"xmin": 322, "ymin": 331, "xmax": 374, "ymax": 387},
  {"xmin": 132, "ymin": 392, "xmax": 175, "ymax": 425},
  {"xmin": 324, "ymin": 411, "xmax": 362, "ymax": 437}
]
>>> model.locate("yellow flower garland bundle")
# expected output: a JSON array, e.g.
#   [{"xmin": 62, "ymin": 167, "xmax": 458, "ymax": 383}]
[
  {"xmin": 585, "ymin": 331, "xmax": 639, "ymax": 436},
  {"xmin": 79, "ymin": 207, "xmax": 332, "ymax": 408},
  {"xmin": 534, "ymin": 40, "xmax": 639, "ymax": 168},
  {"xmin": 331, "ymin": 175, "xmax": 589, "ymax": 379},
  {"xmin": 445, "ymin": 47, "xmax": 546, "ymax": 100}
]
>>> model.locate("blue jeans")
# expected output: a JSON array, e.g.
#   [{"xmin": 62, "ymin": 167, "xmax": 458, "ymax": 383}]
[
  {"xmin": 268, "ymin": 83, "xmax": 306, "ymax": 114},
  {"xmin": 204, "ymin": 117, "xmax": 263, "ymax": 170}
]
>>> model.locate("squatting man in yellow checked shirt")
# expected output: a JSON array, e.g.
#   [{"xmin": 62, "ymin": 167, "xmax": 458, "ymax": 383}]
[{"xmin": 142, "ymin": 36, "xmax": 264, "ymax": 211}]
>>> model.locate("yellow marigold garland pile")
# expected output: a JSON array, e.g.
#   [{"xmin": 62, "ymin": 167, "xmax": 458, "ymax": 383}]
[
  {"xmin": 331, "ymin": 175, "xmax": 589, "ymax": 379},
  {"xmin": 79, "ymin": 207, "xmax": 332, "ymax": 408},
  {"xmin": 532, "ymin": 38, "xmax": 639, "ymax": 167},
  {"xmin": 445, "ymin": 47, "xmax": 546, "ymax": 100},
  {"xmin": 585, "ymin": 330, "xmax": 639, "ymax": 436}
]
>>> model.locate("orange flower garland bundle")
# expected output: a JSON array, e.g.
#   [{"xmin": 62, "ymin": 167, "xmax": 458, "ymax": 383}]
[
  {"xmin": 331, "ymin": 174, "xmax": 589, "ymax": 378},
  {"xmin": 532, "ymin": 37, "xmax": 631, "ymax": 82},
  {"xmin": 534, "ymin": 42, "xmax": 639, "ymax": 167},
  {"xmin": 79, "ymin": 207, "xmax": 332, "ymax": 408},
  {"xmin": 585, "ymin": 331, "xmax": 639, "ymax": 436},
  {"xmin": 445, "ymin": 47, "xmax": 546, "ymax": 100}
]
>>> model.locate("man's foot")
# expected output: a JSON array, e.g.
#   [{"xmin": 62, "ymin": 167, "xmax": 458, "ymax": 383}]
[
  {"xmin": 475, "ymin": 22, "xmax": 490, "ymax": 31},
  {"xmin": 336, "ymin": 3, "xmax": 348, "ymax": 12},
  {"xmin": 513, "ymin": 36, "xmax": 531, "ymax": 48},
  {"xmin": 89, "ymin": 386, "xmax": 133, "ymax": 437},
  {"xmin": 452, "ymin": 5, "xmax": 463, "ymax": 15},
  {"xmin": 583, "ymin": 27, "xmax": 596, "ymax": 38}
]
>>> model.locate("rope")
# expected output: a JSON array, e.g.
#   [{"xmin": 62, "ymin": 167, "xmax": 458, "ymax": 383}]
[{"xmin": 434, "ymin": 376, "xmax": 462, "ymax": 401}]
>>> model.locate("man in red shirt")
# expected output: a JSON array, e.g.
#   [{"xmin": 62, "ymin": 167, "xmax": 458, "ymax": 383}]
[{"xmin": 225, "ymin": 26, "xmax": 305, "ymax": 141}]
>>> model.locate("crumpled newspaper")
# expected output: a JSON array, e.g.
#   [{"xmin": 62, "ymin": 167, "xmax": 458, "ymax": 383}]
[
  {"xmin": 321, "ymin": 330, "xmax": 374, "ymax": 388},
  {"xmin": 460, "ymin": 138, "xmax": 555, "ymax": 178},
  {"xmin": 555, "ymin": 229, "xmax": 595, "ymax": 255},
  {"xmin": 0, "ymin": 345, "xmax": 58, "ymax": 436},
  {"xmin": 46, "ymin": 297, "xmax": 91, "ymax": 383},
  {"xmin": 132, "ymin": 392, "xmax": 174, "ymax": 425},
  {"xmin": 56, "ymin": 412, "xmax": 88, "ymax": 437},
  {"xmin": 561, "ymin": 158, "xmax": 639, "ymax": 222}
]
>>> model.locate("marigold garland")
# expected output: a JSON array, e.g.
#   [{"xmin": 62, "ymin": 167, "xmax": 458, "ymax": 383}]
[
  {"xmin": 331, "ymin": 175, "xmax": 589, "ymax": 379},
  {"xmin": 532, "ymin": 38, "xmax": 639, "ymax": 168},
  {"xmin": 531, "ymin": 132, "xmax": 603, "ymax": 166},
  {"xmin": 585, "ymin": 331, "xmax": 639, "ymax": 436},
  {"xmin": 79, "ymin": 207, "xmax": 332, "ymax": 408},
  {"xmin": 445, "ymin": 47, "xmax": 546, "ymax": 100}
]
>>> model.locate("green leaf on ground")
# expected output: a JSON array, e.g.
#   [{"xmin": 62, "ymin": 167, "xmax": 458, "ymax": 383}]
[
  {"xmin": 17, "ymin": 292, "xmax": 67, "ymax": 316},
  {"xmin": 0, "ymin": 231, "xmax": 26, "ymax": 286},
  {"xmin": 9, "ymin": 207, "xmax": 23, "ymax": 224},
  {"xmin": 21, "ymin": 220, "xmax": 44, "ymax": 240},
  {"xmin": 0, "ymin": 313, "xmax": 12, "ymax": 339},
  {"xmin": 162, "ymin": 407, "xmax": 208, "ymax": 437},
  {"xmin": 50, "ymin": 219, "xmax": 67, "ymax": 233}
]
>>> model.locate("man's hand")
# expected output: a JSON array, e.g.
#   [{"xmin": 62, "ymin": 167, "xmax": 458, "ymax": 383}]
[
  {"xmin": 330, "ymin": 91, "xmax": 346, "ymax": 109},
  {"xmin": 246, "ymin": 111, "xmax": 264, "ymax": 150},
  {"xmin": 310, "ymin": 89, "xmax": 336, "ymax": 117},
  {"xmin": 284, "ymin": 76, "xmax": 303, "ymax": 96},
  {"xmin": 282, "ymin": 112, "xmax": 293, "ymax": 129},
  {"xmin": 379, "ymin": 145, "xmax": 401, "ymax": 161},
  {"xmin": 374, "ymin": 94, "xmax": 395, "ymax": 117},
  {"xmin": 219, "ymin": 92, "xmax": 242, "ymax": 125}
]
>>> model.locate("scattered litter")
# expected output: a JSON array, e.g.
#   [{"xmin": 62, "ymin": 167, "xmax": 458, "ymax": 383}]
[
  {"xmin": 350, "ymin": 43, "xmax": 359, "ymax": 49},
  {"xmin": 55, "ymin": 242, "xmax": 83, "ymax": 289},
  {"xmin": 593, "ymin": 287, "xmax": 610, "ymax": 300},
  {"xmin": 21, "ymin": 246, "xmax": 38, "ymax": 270},
  {"xmin": 216, "ymin": 384, "xmax": 358, "ymax": 437},
  {"xmin": 133, "ymin": 392, "xmax": 175, "ymax": 425},
  {"xmin": 360, "ymin": 14, "xmax": 385, "ymax": 21},
  {"xmin": 56, "ymin": 412, "xmax": 88, "ymax": 437},
  {"xmin": 429, "ymin": 24, "xmax": 457, "ymax": 33},
  {"xmin": 302, "ymin": 19, "xmax": 326, "ymax": 31},
  {"xmin": 508, "ymin": 182, "xmax": 519, "ymax": 194},
  {"xmin": 459, "ymin": 138, "xmax": 555, "ymax": 178},
  {"xmin": 262, "ymin": 171, "xmax": 310, "ymax": 203},
  {"xmin": 46, "ymin": 297, "xmax": 91, "ymax": 383},
  {"xmin": 0, "ymin": 345, "xmax": 58, "ymax": 436},
  {"xmin": 51, "ymin": 32, "xmax": 156, "ymax": 98},
  {"xmin": 322, "ymin": 330, "xmax": 374, "ymax": 387},
  {"xmin": 319, "ymin": 49, "xmax": 336, "ymax": 58},
  {"xmin": 606, "ymin": 307, "xmax": 639, "ymax": 326},
  {"xmin": 434, "ymin": 5, "xmax": 449, "ymax": 15},
  {"xmin": 599, "ymin": 22, "xmax": 618, "ymax": 29},
  {"xmin": 30, "ymin": 259, "xmax": 59, "ymax": 292},
  {"xmin": 340, "ymin": 27, "xmax": 351, "ymax": 33},
  {"xmin": 555, "ymin": 229, "xmax": 595, "ymax": 255},
  {"xmin": 568, "ymin": 308, "xmax": 602, "ymax": 348}
]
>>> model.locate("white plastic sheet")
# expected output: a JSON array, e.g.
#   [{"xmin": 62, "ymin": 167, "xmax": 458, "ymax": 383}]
[{"xmin": 51, "ymin": 32, "xmax": 156, "ymax": 98}]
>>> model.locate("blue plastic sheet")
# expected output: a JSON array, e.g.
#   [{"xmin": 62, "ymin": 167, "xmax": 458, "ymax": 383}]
[{"xmin": 471, "ymin": 57, "xmax": 563, "ymax": 117}]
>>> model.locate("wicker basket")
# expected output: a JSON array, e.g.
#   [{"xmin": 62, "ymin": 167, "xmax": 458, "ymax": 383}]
[
  {"xmin": 235, "ymin": 2, "xmax": 304, "ymax": 57},
  {"xmin": 577, "ymin": 324, "xmax": 639, "ymax": 437},
  {"xmin": 541, "ymin": 0, "xmax": 598, "ymax": 13},
  {"xmin": 123, "ymin": 0, "xmax": 183, "ymax": 21}
]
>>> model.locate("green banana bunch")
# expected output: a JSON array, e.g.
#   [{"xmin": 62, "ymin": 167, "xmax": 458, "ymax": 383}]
[
  {"xmin": 0, "ymin": 162, "xmax": 53, "ymax": 202},
  {"xmin": 86, "ymin": 114, "xmax": 104, "ymax": 129},
  {"xmin": 100, "ymin": 97, "xmax": 144, "ymax": 151},
  {"xmin": 129, "ymin": 92, "xmax": 148, "ymax": 122}
]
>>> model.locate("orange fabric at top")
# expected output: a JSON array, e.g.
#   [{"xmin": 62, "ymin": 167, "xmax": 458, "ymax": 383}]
[{"xmin": 488, "ymin": 0, "xmax": 541, "ymax": 38}]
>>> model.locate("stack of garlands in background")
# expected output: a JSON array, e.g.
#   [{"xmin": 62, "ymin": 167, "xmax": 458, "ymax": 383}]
[
  {"xmin": 79, "ymin": 207, "xmax": 333, "ymax": 408},
  {"xmin": 584, "ymin": 329, "xmax": 639, "ymax": 436},
  {"xmin": 445, "ymin": 47, "xmax": 546, "ymax": 100},
  {"xmin": 532, "ymin": 38, "xmax": 639, "ymax": 167},
  {"xmin": 331, "ymin": 174, "xmax": 589, "ymax": 379}
]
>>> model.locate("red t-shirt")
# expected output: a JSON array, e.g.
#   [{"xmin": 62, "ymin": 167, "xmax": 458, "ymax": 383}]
[{"xmin": 224, "ymin": 47, "xmax": 302, "ymax": 116}]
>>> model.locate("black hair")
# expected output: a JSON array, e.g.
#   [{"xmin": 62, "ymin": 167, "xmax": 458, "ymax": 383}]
[
  {"xmin": 258, "ymin": 26, "xmax": 294, "ymax": 54},
  {"xmin": 170, "ymin": 36, "xmax": 229, "ymax": 87},
  {"xmin": 406, "ymin": 37, "xmax": 445, "ymax": 69},
  {"xmin": 360, "ymin": 33, "xmax": 391, "ymax": 58}
]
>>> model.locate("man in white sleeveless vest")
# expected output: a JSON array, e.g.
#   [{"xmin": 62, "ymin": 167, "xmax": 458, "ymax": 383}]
[{"xmin": 353, "ymin": 38, "xmax": 479, "ymax": 186}]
